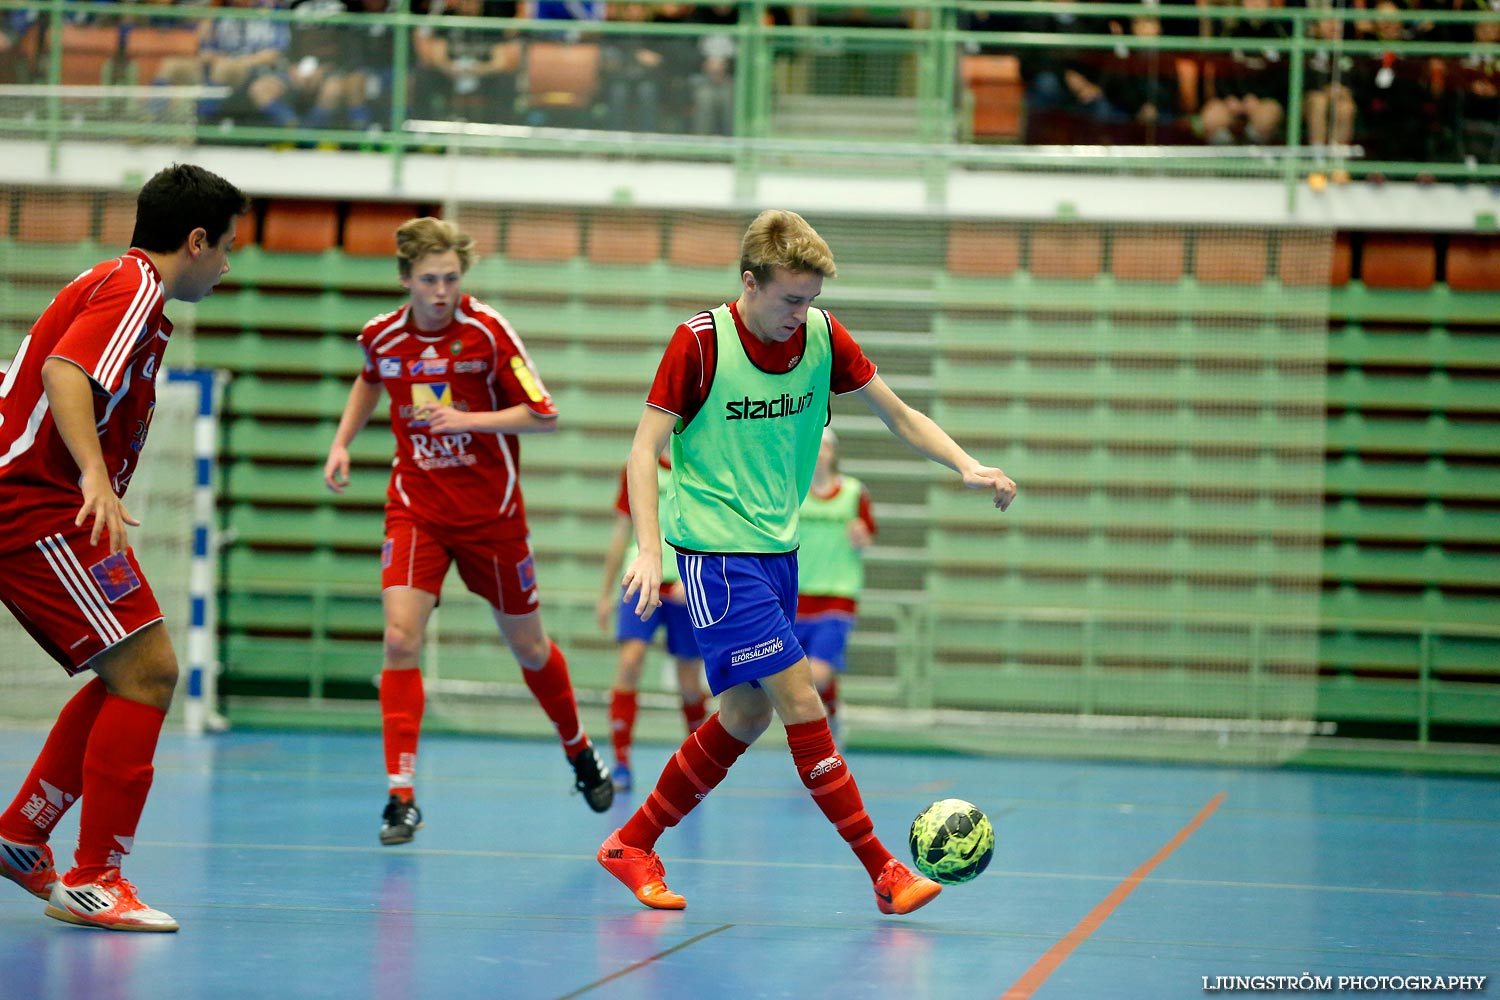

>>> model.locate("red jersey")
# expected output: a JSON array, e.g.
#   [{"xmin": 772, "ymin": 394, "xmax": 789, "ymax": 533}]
[
  {"xmin": 0, "ymin": 250, "xmax": 172, "ymax": 542},
  {"xmin": 358, "ymin": 294, "xmax": 556, "ymax": 534},
  {"xmin": 645, "ymin": 302, "xmax": 876, "ymax": 423}
]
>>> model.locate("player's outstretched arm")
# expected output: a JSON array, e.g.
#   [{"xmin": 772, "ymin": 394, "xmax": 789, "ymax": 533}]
[
  {"xmin": 324, "ymin": 377, "xmax": 383, "ymax": 493},
  {"xmin": 854, "ymin": 373, "xmax": 1016, "ymax": 511},
  {"xmin": 621, "ymin": 407, "xmax": 676, "ymax": 619},
  {"xmin": 42, "ymin": 358, "xmax": 140, "ymax": 553}
]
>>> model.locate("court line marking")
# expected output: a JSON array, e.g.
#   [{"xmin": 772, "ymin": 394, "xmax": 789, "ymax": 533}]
[
  {"xmin": 1000, "ymin": 791, "xmax": 1227, "ymax": 1000},
  {"xmin": 551, "ymin": 923, "xmax": 735, "ymax": 1000}
]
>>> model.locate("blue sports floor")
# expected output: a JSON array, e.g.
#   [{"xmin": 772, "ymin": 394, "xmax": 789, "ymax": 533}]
[{"xmin": 0, "ymin": 727, "xmax": 1496, "ymax": 1000}]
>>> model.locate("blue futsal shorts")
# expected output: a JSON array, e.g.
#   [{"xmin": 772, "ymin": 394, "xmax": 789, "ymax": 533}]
[
  {"xmin": 792, "ymin": 614, "xmax": 855, "ymax": 671},
  {"xmin": 614, "ymin": 591, "xmax": 700, "ymax": 659},
  {"xmin": 676, "ymin": 550, "xmax": 807, "ymax": 695}
]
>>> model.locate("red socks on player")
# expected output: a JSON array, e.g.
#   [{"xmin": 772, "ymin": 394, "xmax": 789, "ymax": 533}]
[
  {"xmin": 380, "ymin": 667, "xmax": 425, "ymax": 800},
  {"xmin": 523, "ymin": 641, "xmax": 588, "ymax": 755},
  {"xmin": 620, "ymin": 712, "xmax": 749, "ymax": 851},
  {"xmin": 786, "ymin": 718, "xmax": 892, "ymax": 880},
  {"xmin": 0, "ymin": 676, "xmax": 107, "ymax": 844},
  {"xmin": 609, "ymin": 689, "xmax": 638, "ymax": 766},
  {"xmin": 71, "ymin": 695, "xmax": 167, "ymax": 881}
]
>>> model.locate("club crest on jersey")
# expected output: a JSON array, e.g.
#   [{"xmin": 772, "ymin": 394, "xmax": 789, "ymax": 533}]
[
  {"xmin": 88, "ymin": 552, "xmax": 142, "ymax": 603},
  {"xmin": 409, "ymin": 359, "xmax": 448, "ymax": 376},
  {"xmin": 517, "ymin": 554, "xmax": 536, "ymax": 592},
  {"xmin": 378, "ymin": 357, "xmax": 401, "ymax": 378}
]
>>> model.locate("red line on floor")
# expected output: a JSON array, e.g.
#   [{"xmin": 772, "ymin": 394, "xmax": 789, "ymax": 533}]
[{"xmin": 1000, "ymin": 791, "xmax": 1228, "ymax": 1000}]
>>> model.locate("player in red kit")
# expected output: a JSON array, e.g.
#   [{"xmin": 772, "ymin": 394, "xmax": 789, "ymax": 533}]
[
  {"xmin": 323, "ymin": 216, "xmax": 612, "ymax": 845},
  {"xmin": 0, "ymin": 163, "xmax": 248, "ymax": 931}
]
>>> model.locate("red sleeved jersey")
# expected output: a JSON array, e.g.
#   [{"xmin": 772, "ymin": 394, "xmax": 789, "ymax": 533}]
[
  {"xmin": 644, "ymin": 301, "xmax": 877, "ymax": 422},
  {"xmin": 0, "ymin": 250, "xmax": 173, "ymax": 536},
  {"xmin": 358, "ymin": 294, "xmax": 556, "ymax": 535}
]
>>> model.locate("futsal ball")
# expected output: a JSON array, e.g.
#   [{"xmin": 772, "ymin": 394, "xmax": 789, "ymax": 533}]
[{"xmin": 908, "ymin": 798, "xmax": 994, "ymax": 884}]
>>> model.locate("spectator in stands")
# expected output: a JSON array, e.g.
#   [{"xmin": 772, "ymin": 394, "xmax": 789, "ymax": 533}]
[
  {"xmin": 0, "ymin": 11, "xmax": 41, "ymax": 83},
  {"xmin": 412, "ymin": 0, "xmax": 522, "ymax": 123},
  {"xmin": 600, "ymin": 2, "xmax": 696, "ymax": 132},
  {"xmin": 153, "ymin": 0, "xmax": 300, "ymax": 127},
  {"xmin": 1100, "ymin": 7, "xmax": 1195, "ymax": 142},
  {"xmin": 1351, "ymin": 0, "xmax": 1441, "ymax": 159},
  {"xmin": 1197, "ymin": 0, "xmax": 1286, "ymax": 144},
  {"xmin": 684, "ymin": 2, "xmax": 738, "ymax": 135},
  {"xmin": 338, "ymin": 0, "xmax": 401, "ymax": 131},
  {"xmin": 1446, "ymin": 3, "xmax": 1499, "ymax": 162},
  {"xmin": 287, "ymin": 0, "xmax": 381, "ymax": 130},
  {"xmin": 1303, "ymin": 11, "xmax": 1358, "ymax": 147}
]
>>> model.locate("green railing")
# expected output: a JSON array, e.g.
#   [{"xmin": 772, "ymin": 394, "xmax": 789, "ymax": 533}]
[{"xmin": 4, "ymin": 0, "xmax": 1498, "ymax": 194}]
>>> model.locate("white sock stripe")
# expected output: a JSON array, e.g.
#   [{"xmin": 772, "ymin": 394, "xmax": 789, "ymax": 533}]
[{"xmin": 36, "ymin": 535, "xmax": 124, "ymax": 642}]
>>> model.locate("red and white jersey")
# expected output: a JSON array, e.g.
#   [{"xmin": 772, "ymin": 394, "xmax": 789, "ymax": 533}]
[
  {"xmin": 358, "ymin": 294, "xmax": 557, "ymax": 534},
  {"xmin": 0, "ymin": 250, "xmax": 172, "ymax": 542}
]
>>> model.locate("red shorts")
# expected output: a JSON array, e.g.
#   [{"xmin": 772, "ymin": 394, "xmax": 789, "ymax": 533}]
[
  {"xmin": 0, "ymin": 524, "xmax": 164, "ymax": 675},
  {"xmin": 381, "ymin": 509, "xmax": 539, "ymax": 615}
]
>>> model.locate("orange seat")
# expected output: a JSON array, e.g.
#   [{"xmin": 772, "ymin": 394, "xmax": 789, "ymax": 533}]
[
  {"xmin": 1278, "ymin": 231, "xmax": 1351, "ymax": 287},
  {"xmin": 505, "ymin": 209, "xmax": 580, "ymax": 262},
  {"xmin": 666, "ymin": 215, "xmax": 742, "ymax": 269},
  {"xmin": 260, "ymin": 200, "xmax": 340, "ymax": 254},
  {"xmin": 588, "ymin": 212, "xmax": 662, "ymax": 266},
  {"xmin": 99, "ymin": 192, "xmax": 137, "ymax": 249},
  {"xmin": 945, "ymin": 222, "xmax": 1021, "ymax": 278},
  {"xmin": 343, "ymin": 202, "xmax": 421, "ymax": 257},
  {"xmin": 453, "ymin": 208, "xmax": 501, "ymax": 258},
  {"xmin": 1194, "ymin": 229, "xmax": 1268, "ymax": 284},
  {"xmin": 124, "ymin": 26, "xmax": 198, "ymax": 85},
  {"xmin": 1361, "ymin": 233, "xmax": 1436, "ymax": 290},
  {"xmin": 1029, "ymin": 224, "xmax": 1103, "ymax": 280},
  {"xmin": 1444, "ymin": 236, "xmax": 1500, "ymax": 292},
  {"xmin": 960, "ymin": 54, "xmax": 1022, "ymax": 141},
  {"xmin": 233, "ymin": 206, "xmax": 259, "ymax": 248},
  {"xmin": 61, "ymin": 24, "xmax": 120, "ymax": 86},
  {"xmin": 1110, "ymin": 227, "xmax": 1185, "ymax": 283},
  {"xmin": 16, "ymin": 190, "xmax": 95, "ymax": 245}
]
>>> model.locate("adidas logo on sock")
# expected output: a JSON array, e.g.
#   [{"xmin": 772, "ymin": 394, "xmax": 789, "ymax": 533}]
[{"xmin": 808, "ymin": 756, "xmax": 844, "ymax": 780}]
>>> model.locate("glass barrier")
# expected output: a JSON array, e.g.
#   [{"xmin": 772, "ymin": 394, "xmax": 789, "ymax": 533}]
[{"xmin": 0, "ymin": 0, "xmax": 1496, "ymax": 180}]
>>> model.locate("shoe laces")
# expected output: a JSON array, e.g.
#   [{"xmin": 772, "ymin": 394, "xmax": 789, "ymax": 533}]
[{"xmin": 93, "ymin": 868, "xmax": 142, "ymax": 903}]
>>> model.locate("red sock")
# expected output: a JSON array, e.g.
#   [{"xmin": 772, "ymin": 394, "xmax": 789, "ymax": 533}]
[
  {"xmin": 786, "ymin": 718, "xmax": 891, "ymax": 880},
  {"xmin": 71, "ymin": 694, "xmax": 166, "ymax": 882},
  {"xmin": 609, "ymin": 688, "xmax": 638, "ymax": 766},
  {"xmin": 819, "ymin": 677, "xmax": 839, "ymax": 722},
  {"xmin": 681, "ymin": 694, "xmax": 708, "ymax": 734},
  {"xmin": 524, "ymin": 642, "xmax": 588, "ymax": 755},
  {"xmin": 620, "ymin": 712, "xmax": 749, "ymax": 851},
  {"xmin": 380, "ymin": 667, "xmax": 424, "ymax": 800},
  {"xmin": 0, "ymin": 677, "xmax": 107, "ymax": 844}
]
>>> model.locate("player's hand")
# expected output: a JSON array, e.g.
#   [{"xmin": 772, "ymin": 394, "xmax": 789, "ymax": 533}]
[
  {"xmin": 621, "ymin": 552, "xmax": 663, "ymax": 621},
  {"xmin": 323, "ymin": 446, "xmax": 351, "ymax": 493},
  {"xmin": 595, "ymin": 593, "xmax": 617, "ymax": 634},
  {"xmin": 847, "ymin": 518, "xmax": 873, "ymax": 549},
  {"xmin": 416, "ymin": 403, "xmax": 466, "ymax": 434},
  {"xmin": 963, "ymin": 464, "xmax": 1016, "ymax": 511},
  {"xmin": 75, "ymin": 470, "xmax": 139, "ymax": 554}
]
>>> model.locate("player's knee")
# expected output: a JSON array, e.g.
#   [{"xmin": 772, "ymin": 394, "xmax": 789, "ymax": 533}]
[
  {"xmin": 383, "ymin": 622, "xmax": 423, "ymax": 664},
  {"xmin": 720, "ymin": 700, "xmax": 772, "ymax": 741}
]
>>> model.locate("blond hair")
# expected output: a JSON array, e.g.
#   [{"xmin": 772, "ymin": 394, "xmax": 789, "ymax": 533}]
[
  {"xmin": 740, "ymin": 209, "xmax": 837, "ymax": 285},
  {"xmin": 395, "ymin": 217, "xmax": 474, "ymax": 278}
]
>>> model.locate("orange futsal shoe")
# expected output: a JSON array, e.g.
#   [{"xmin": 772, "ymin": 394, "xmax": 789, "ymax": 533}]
[
  {"xmin": 0, "ymin": 836, "xmax": 58, "ymax": 901},
  {"xmin": 873, "ymin": 858, "xmax": 942, "ymax": 915},
  {"xmin": 45, "ymin": 869, "xmax": 180, "ymax": 932},
  {"xmin": 598, "ymin": 829, "xmax": 686, "ymax": 910}
]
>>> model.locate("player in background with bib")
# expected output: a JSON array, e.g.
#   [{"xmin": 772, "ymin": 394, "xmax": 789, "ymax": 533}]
[
  {"xmin": 596, "ymin": 453, "xmax": 709, "ymax": 793},
  {"xmin": 597, "ymin": 209, "xmax": 1016, "ymax": 916},
  {"xmin": 793, "ymin": 428, "xmax": 874, "ymax": 747},
  {"xmin": 323, "ymin": 217, "xmax": 613, "ymax": 847},
  {"xmin": 0, "ymin": 164, "xmax": 248, "ymax": 932}
]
